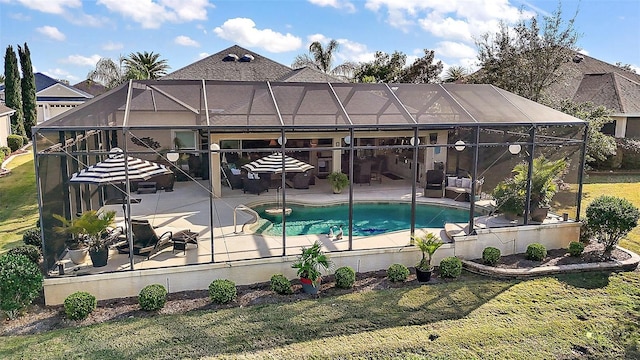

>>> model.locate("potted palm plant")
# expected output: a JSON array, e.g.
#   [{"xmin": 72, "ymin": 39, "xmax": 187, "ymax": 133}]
[
  {"xmin": 54, "ymin": 210, "xmax": 117, "ymax": 267},
  {"xmin": 411, "ymin": 232, "xmax": 444, "ymax": 282},
  {"xmin": 327, "ymin": 171, "xmax": 349, "ymax": 194},
  {"xmin": 291, "ymin": 241, "xmax": 332, "ymax": 294}
]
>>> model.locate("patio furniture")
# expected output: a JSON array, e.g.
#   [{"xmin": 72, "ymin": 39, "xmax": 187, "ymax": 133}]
[
  {"xmin": 136, "ymin": 182, "xmax": 157, "ymax": 194},
  {"xmin": 116, "ymin": 219, "xmax": 174, "ymax": 259},
  {"xmin": 172, "ymin": 230, "xmax": 198, "ymax": 254},
  {"xmin": 424, "ymin": 169, "xmax": 445, "ymax": 198},
  {"xmin": 291, "ymin": 172, "xmax": 311, "ymax": 189},
  {"xmin": 355, "ymin": 161, "xmax": 372, "ymax": 185},
  {"xmin": 243, "ymin": 178, "xmax": 269, "ymax": 195},
  {"xmin": 445, "ymin": 176, "xmax": 483, "ymax": 202},
  {"xmin": 222, "ymin": 163, "xmax": 243, "ymax": 189}
]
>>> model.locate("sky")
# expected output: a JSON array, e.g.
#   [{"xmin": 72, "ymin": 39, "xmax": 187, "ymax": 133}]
[{"xmin": 0, "ymin": 0, "xmax": 638, "ymax": 85}]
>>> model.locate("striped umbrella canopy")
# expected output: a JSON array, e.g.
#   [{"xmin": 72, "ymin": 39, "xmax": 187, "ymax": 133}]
[
  {"xmin": 241, "ymin": 152, "xmax": 313, "ymax": 174},
  {"xmin": 70, "ymin": 148, "xmax": 173, "ymax": 185}
]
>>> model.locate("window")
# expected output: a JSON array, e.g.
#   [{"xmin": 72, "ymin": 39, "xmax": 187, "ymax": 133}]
[{"xmin": 172, "ymin": 130, "xmax": 197, "ymax": 150}]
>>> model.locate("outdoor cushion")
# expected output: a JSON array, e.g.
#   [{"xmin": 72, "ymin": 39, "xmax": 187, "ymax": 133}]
[
  {"xmin": 461, "ymin": 178, "xmax": 472, "ymax": 189},
  {"xmin": 447, "ymin": 177, "xmax": 457, "ymax": 187}
]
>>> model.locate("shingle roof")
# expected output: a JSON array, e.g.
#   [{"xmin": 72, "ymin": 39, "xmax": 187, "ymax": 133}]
[
  {"xmin": 162, "ymin": 45, "xmax": 293, "ymax": 81},
  {"xmin": 545, "ymin": 51, "xmax": 640, "ymax": 113},
  {"xmin": 73, "ymin": 80, "xmax": 109, "ymax": 97},
  {"xmin": 35, "ymin": 72, "xmax": 94, "ymax": 98},
  {"xmin": 0, "ymin": 104, "xmax": 15, "ymax": 116},
  {"xmin": 276, "ymin": 66, "xmax": 346, "ymax": 83}
]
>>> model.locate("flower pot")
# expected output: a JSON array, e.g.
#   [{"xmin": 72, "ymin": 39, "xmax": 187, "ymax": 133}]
[
  {"xmin": 530, "ymin": 206, "xmax": 549, "ymax": 222},
  {"xmin": 300, "ymin": 277, "xmax": 320, "ymax": 294},
  {"xmin": 332, "ymin": 186, "xmax": 343, "ymax": 194},
  {"xmin": 68, "ymin": 248, "xmax": 89, "ymax": 265},
  {"xmin": 415, "ymin": 267, "xmax": 432, "ymax": 282},
  {"xmin": 89, "ymin": 248, "xmax": 109, "ymax": 267}
]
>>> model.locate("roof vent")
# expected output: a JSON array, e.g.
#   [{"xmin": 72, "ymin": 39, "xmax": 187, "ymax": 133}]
[
  {"xmin": 223, "ymin": 53, "xmax": 239, "ymax": 62},
  {"xmin": 240, "ymin": 54, "xmax": 254, "ymax": 62},
  {"xmin": 572, "ymin": 54, "xmax": 584, "ymax": 63}
]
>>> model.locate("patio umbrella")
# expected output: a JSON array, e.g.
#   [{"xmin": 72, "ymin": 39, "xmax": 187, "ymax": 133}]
[
  {"xmin": 241, "ymin": 152, "xmax": 313, "ymax": 174},
  {"xmin": 69, "ymin": 147, "xmax": 173, "ymax": 269}
]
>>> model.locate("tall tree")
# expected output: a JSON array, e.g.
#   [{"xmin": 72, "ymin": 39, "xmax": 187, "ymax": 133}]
[
  {"xmin": 443, "ymin": 66, "xmax": 468, "ymax": 83},
  {"xmin": 292, "ymin": 40, "xmax": 355, "ymax": 80},
  {"xmin": 123, "ymin": 51, "xmax": 170, "ymax": 80},
  {"xmin": 397, "ymin": 49, "xmax": 443, "ymax": 83},
  {"xmin": 88, "ymin": 57, "xmax": 127, "ymax": 89},
  {"xmin": 353, "ymin": 51, "xmax": 407, "ymax": 83},
  {"xmin": 0, "ymin": 74, "xmax": 5, "ymax": 83},
  {"xmin": 18, "ymin": 43, "xmax": 37, "ymax": 138},
  {"xmin": 4, "ymin": 45, "xmax": 25, "ymax": 137},
  {"xmin": 559, "ymin": 100, "xmax": 616, "ymax": 166},
  {"xmin": 472, "ymin": 4, "xmax": 579, "ymax": 102}
]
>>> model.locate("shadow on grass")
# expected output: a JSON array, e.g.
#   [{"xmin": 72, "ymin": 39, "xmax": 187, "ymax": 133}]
[{"xmin": 554, "ymin": 271, "xmax": 612, "ymax": 289}]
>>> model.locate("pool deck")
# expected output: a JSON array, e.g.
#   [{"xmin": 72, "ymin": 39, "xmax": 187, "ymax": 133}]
[{"xmin": 55, "ymin": 176, "xmax": 489, "ymax": 276}]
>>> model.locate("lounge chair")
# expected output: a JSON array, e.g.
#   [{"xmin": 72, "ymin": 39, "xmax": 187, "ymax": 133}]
[
  {"xmin": 292, "ymin": 172, "xmax": 311, "ymax": 189},
  {"xmin": 424, "ymin": 169, "xmax": 445, "ymax": 198},
  {"xmin": 116, "ymin": 219, "xmax": 174, "ymax": 259}
]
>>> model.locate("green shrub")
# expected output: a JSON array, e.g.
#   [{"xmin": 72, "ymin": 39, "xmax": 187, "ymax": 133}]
[
  {"xmin": 482, "ymin": 247, "xmax": 501, "ymax": 266},
  {"xmin": 335, "ymin": 266, "xmax": 356, "ymax": 289},
  {"xmin": 209, "ymin": 279, "xmax": 237, "ymax": 304},
  {"xmin": 270, "ymin": 274, "xmax": 292, "ymax": 295},
  {"xmin": 0, "ymin": 151, "xmax": 4, "ymax": 163},
  {"xmin": 439, "ymin": 257, "xmax": 462, "ymax": 278},
  {"xmin": 0, "ymin": 146, "xmax": 10, "ymax": 157},
  {"xmin": 568, "ymin": 241, "xmax": 585, "ymax": 257},
  {"xmin": 8, "ymin": 245, "xmax": 41, "ymax": 264},
  {"xmin": 22, "ymin": 227, "xmax": 42, "ymax": 249},
  {"xmin": 387, "ymin": 263, "xmax": 409, "ymax": 282},
  {"xmin": 526, "ymin": 243, "xmax": 547, "ymax": 261},
  {"xmin": 64, "ymin": 291, "xmax": 97, "ymax": 320},
  {"xmin": 138, "ymin": 284, "xmax": 167, "ymax": 311},
  {"xmin": 6, "ymin": 135, "xmax": 23, "ymax": 153},
  {"xmin": 585, "ymin": 195, "xmax": 640, "ymax": 256},
  {"xmin": 0, "ymin": 254, "xmax": 44, "ymax": 319}
]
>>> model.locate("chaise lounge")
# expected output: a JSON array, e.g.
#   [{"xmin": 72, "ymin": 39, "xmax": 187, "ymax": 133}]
[{"xmin": 116, "ymin": 219, "xmax": 175, "ymax": 259}]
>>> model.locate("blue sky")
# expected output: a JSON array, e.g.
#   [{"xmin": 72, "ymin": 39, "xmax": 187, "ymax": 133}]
[{"xmin": 1, "ymin": 0, "xmax": 638, "ymax": 84}]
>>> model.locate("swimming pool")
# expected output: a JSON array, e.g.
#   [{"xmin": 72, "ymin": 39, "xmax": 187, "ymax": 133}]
[{"xmin": 252, "ymin": 202, "xmax": 473, "ymax": 236}]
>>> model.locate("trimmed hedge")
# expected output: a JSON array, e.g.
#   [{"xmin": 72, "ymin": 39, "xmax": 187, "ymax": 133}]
[
  {"xmin": 568, "ymin": 241, "xmax": 585, "ymax": 257},
  {"xmin": 482, "ymin": 247, "xmax": 501, "ymax": 266},
  {"xmin": 335, "ymin": 266, "xmax": 356, "ymax": 289},
  {"xmin": 8, "ymin": 245, "xmax": 41, "ymax": 264},
  {"xmin": 387, "ymin": 263, "xmax": 409, "ymax": 282},
  {"xmin": 22, "ymin": 227, "xmax": 42, "ymax": 248},
  {"xmin": 270, "ymin": 274, "xmax": 292, "ymax": 295},
  {"xmin": 526, "ymin": 243, "xmax": 547, "ymax": 261},
  {"xmin": 209, "ymin": 279, "xmax": 237, "ymax": 304},
  {"xmin": 6, "ymin": 135, "xmax": 23, "ymax": 153},
  {"xmin": 64, "ymin": 291, "xmax": 97, "ymax": 320},
  {"xmin": 138, "ymin": 284, "xmax": 167, "ymax": 311},
  {"xmin": 0, "ymin": 254, "xmax": 44, "ymax": 319},
  {"xmin": 0, "ymin": 146, "xmax": 10, "ymax": 158},
  {"xmin": 439, "ymin": 257, "xmax": 462, "ymax": 278}
]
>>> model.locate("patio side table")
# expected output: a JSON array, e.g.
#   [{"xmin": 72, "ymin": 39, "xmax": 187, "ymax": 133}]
[{"xmin": 172, "ymin": 230, "xmax": 198, "ymax": 254}]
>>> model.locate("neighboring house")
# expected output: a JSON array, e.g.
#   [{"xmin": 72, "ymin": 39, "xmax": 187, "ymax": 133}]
[
  {"xmin": 163, "ymin": 44, "xmax": 346, "ymax": 83},
  {"xmin": 544, "ymin": 52, "xmax": 640, "ymax": 138},
  {"xmin": 0, "ymin": 104, "xmax": 15, "ymax": 148},
  {"xmin": 34, "ymin": 72, "xmax": 94, "ymax": 124},
  {"xmin": 73, "ymin": 79, "xmax": 109, "ymax": 97}
]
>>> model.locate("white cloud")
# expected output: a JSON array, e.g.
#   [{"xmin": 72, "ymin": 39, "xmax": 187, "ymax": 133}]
[
  {"xmin": 97, "ymin": 0, "xmax": 210, "ymax": 29},
  {"xmin": 61, "ymin": 54, "xmax": 102, "ymax": 67},
  {"xmin": 434, "ymin": 41, "xmax": 476, "ymax": 59},
  {"xmin": 13, "ymin": 0, "xmax": 81, "ymax": 14},
  {"xmin": 198, "ymin": 52, "xmax": 209, "ymax": 59},
  {"xmin": 308, "ymin": 0, "xmax": 355, "ymax": 13},
  {"xmin": 175, "ymin": 35, "xmax": 199, "ymax": 47},
  {"xmin": 9, "ymin": 12, "xmax": 31, "ymax": 21},
  {"xmin": 301, "ymin": 35, "xmax": 374, "ymax": 64},
  {"xmin": 36, "ymin": 25, "xmax": 66, "ymax": 41},
  {"xmin": 214, "ymin": 18, "xmax": 302, "ymax": 53},
  {"xmin": 43, "ymin": 68, "xmax": 80, "ymax": 82},
  {"xmin": 631, "ymin": 65, "xmax": 640, "ymax": 74},
  {"xmin": 102, "ymin": 41, "xmax": 124, "ymax": 51}
]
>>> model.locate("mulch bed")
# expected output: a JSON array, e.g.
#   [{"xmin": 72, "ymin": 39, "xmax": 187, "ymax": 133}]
[{"xmin": 1, "ymin": 242, "xmax": 633, "ymax": 337}]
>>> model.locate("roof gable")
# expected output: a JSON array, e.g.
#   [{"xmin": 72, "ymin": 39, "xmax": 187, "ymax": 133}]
[
  {"xmin": 277, "ymin": 66, "xmax": 346, "ymax": 83},
  {"xmin": 35, "ymin": 73, "xmax": 93, "ymax": 99},
  {"xmin": 162, "ymin": 45, "xmax": 293, "ymax": 81}
]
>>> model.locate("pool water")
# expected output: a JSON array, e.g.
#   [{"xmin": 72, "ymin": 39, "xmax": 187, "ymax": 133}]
[{"xmin": 253, "ymin": 202, "xmax": 472, "ymax": 236}]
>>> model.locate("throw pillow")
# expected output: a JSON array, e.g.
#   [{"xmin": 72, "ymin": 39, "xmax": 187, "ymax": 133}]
[
  {"xmin": 461, "ymin": 178, "xmax": 472, "ymax": 189},
  {"xmin": 455, "ymin": 178, "xmax": 463, "ymax": 187},
  {"xmin": 447, "ymin": 176, "xmax": 457, "ymax": 187}
]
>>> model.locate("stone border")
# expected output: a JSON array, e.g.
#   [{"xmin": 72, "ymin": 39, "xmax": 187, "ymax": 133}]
[{"xmin": 462, "ymin": 246, "xmax": 640, "ymax": 279}]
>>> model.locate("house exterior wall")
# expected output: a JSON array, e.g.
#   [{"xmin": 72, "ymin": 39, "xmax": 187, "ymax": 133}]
[{"xmin": 0, "ymin": 114, "xmax": 11, "ymax": 147}]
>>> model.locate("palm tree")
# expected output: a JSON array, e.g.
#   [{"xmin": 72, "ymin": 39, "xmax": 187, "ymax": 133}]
[
  {"xmin": 443, "ymin": 66, "xmax": 468, "ymax": 83},
  {"xmin": 87, "ymin": 57, "xmax": 127, "ymax": 89},
  {"xmin": 123, "ymin": 51, "xmax": 170, "ymax": 80},
  {"xmin": 292, "ymin": 40, "xmax": 355, "ymax": 80}
]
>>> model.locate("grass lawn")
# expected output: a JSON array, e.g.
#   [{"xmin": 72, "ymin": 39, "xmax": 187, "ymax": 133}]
[
  {"xmin": 0, "ymin": 151, "xmax": 38, "ymax": 253},
  {"xmin": 0, "ymin": 161, "xmax": 639, "ymax": 358}
]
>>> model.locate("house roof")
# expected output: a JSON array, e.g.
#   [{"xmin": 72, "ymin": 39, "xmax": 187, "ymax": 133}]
[
  {"xmin": 73, "ymin": 80, "xmax": 109, "ymax": 97},
  {"xmin": 35, "ymin": 80, "xmax": 585, "ymax": 131},
  {"xmin": 34, "ymin": 73, "xmax": 94, "ymax": 100},
  {"xmin": 0, "ymin": 104, "xmax": 15, "ymax": 116},
  {"xmin": 162, "ymin": 45, "xmax": 293, "ymax": 81},
  {"xmin": 276, "ymin": 66, "xmax": 346, "ymax": 83},
  {"xmin": 544, "ymin": 51, "xmax": 640, "ymax": 113}
]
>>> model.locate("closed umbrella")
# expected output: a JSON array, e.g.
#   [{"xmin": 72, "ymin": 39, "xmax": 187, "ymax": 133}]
[{"xmin": 241, "ymin": 152, "xmax": 313, "ymax": 174}]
